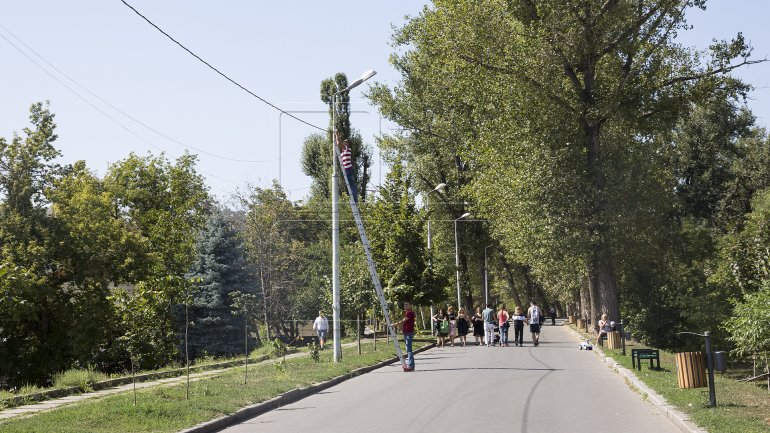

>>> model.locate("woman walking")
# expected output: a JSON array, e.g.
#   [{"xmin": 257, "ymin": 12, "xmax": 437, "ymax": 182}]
[
  {"xmin": 497, "ymin": 305, "xmax": 510, "ymax": 346},
  {"xmin": 512, "ymin": 306, "xmax": 526, "ymax": 346},
  {"xmin": 456, "ymin": 308, "xmax": 470, "ymax": 347},
  {"xmin": 447, "ymin": 306, "xmax": 458, "ymax": 347},
  {"xmin": 471, "ymin": 307, "xmax": 484, "ymax": 346},
  {"xmin": 432, "ymin": 308, "xmax": 448, "ymax": 347}
]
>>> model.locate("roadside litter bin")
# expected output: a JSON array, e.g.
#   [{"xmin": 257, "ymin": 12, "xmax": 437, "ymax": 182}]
[
  {"xmin": 606, "ymin": 331, "xmax": 621, "ymax": 349},
  {"xmin": 676, "ymin": 351, "xmax": 707, "ymax": 388},
  {"xmin": 714, "ymin": 351, "xmax": 727, "ymax": 372}
]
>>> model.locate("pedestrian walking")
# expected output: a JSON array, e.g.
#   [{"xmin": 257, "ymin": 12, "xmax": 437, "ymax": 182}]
[
  {"xmin": 471, "ymin": 307, "xmax": 484, "ymax": 346},
  {"xmin": 432, "ymin": 308, "xmax": 449, "ymax": 347},
  {"xmin": 482, "ymin": 303, "xmax": 496, "ymax": 347},
  {"xmin": 447, "ymin": 306, "xmax": 458, "ymax": 347},
  {"xmin": 395, "ymin": 302, "xmax": 416, "ymax": 372},
  {"xmin": 456, "ymin": 308, "xmax": 470, "ymax": 347},
  {"xmin": 512, "ymin": 306, "xmax": 526, "ymax": 346},
  {"xmin": 550, "ymin": 306, "xmax": 556, "ymax": 325},
  {"xmin": 527, "ymin": 302, "xmax": 543, "ymax": 346},
  {"xmin": 497, "ymin": 305, "xmax": 510, "ymax": 346},
  {"xmin": 312, "ymin": 311, "xmax": 329, "ymax": 350}
]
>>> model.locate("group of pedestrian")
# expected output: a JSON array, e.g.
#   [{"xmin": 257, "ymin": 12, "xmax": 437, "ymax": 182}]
[{"xmin": 435, "ymin": 302, "xmax": 548, "ymax": 348}]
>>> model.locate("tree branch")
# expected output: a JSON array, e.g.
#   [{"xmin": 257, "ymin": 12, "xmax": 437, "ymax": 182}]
[{"xmin": 457, "ymin": 53, "xmax": 577, "ymax": 114}]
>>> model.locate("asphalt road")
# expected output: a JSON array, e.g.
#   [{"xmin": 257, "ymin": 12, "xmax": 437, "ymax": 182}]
[{"xmin": 219, "ymin": 324, "xmax": 680, "ymax": 433}]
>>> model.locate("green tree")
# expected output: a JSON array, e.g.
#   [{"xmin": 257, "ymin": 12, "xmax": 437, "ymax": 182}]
[
  {"xmin": 186, "ymin": 208, "xmax": 255, "ymax": 357},
  {"xmin": 371, "ymin": 0, "xmax": 762, "ymax": 324},
  {"xmin": 105, "ymin": 152, "xmax": 209, "ymax": 368},
  {"xmin": 301, "ymin": 74, "xmax": 372, "ymax": 203}
]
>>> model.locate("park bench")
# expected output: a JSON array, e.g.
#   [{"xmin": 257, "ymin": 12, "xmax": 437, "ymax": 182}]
[{"xmin": 631, "ymin": 349, "xmax": 660, "ymax": 371}]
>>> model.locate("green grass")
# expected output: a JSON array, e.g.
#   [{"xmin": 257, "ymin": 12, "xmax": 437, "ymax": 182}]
[
  {"xmin": 571, "ymin": 325, "xmax": 770, "ymax": 433},
  {"xmin": 53, "ymin": 367, "xmax": 111, "ymax": 392},
  {"xmin": 0, "ymin": 340, "xmax": 428, "ymax": 433}
]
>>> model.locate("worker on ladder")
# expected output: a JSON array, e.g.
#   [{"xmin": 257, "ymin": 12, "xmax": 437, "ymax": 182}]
[{"xmin": 334, "ymin": 130, "xmax": 357, "ymax": 203}]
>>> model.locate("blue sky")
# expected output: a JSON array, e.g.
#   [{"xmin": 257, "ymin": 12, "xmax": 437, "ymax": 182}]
[{"xmin": 1, "ymin": 1, "xmax": 768, "ymax": 201}]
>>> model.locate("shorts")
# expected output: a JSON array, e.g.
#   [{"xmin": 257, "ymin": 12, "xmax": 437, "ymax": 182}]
[
  {"xmin": 529, "ymin": 323, "xmax": 541, "ymax": 333},
  {"xmin": 317, "ymin": 330, "xmax": 327, "ymax": 340}
]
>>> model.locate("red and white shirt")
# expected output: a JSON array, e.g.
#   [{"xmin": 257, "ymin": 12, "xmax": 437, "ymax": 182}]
[{"xmin": 340, "ymin": 145, "xmax": 353, "ymax": 170}]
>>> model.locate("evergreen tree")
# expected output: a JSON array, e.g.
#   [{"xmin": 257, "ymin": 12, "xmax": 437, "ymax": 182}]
[{"xmin": 185, "ymin": 209, "xmax": 255, "ymax": 358}]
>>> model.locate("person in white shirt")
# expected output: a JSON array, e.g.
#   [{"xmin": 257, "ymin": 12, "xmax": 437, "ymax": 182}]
[
  {"xmin": 313, "ymin": 311, "xmax": 329, "ymax": 350},
  {"xmin": 527, "ymin": 302, "xmax": 543, "ymax": 346}
]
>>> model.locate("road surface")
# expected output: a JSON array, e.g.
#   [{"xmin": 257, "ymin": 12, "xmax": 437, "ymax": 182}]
[{"xmin": 220, "ymin": 324, "xmax": 679, "ymax": 433}]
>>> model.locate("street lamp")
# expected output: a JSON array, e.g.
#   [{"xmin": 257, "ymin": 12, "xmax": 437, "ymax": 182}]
[
  {"xmin": 331, "ymin": 69, "xmax": 377, "ymax": 363},
  {"xmin": 484, "ymin": 244, "xmax": 493, "ymax": 307},
  {"xmin": 454, "ymin": 212, "xmax": 471, "ymax": 311},
  {"xmin": 426, "ymin": 182, "xmax": 445, "ymax": 333}
]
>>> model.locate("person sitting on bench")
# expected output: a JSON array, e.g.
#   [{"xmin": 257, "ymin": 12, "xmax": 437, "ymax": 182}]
[{"xmin": 596, "ymin": 313, "xmax": 612, "ymax": 345}]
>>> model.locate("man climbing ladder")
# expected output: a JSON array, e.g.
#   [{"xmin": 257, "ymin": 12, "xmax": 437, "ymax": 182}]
[{"xmin": 333, "ymin": 131, "xmax": 408, "ymax": 371}]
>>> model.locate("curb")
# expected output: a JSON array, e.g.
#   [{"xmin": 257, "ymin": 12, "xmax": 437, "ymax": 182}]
[
  {"xmin": 565, "ymin": 326, "xmax": 707, "ymax": 433},
  {"xmin": 178, "ymin": 343, "xmax": 436, "ymax": 433}
]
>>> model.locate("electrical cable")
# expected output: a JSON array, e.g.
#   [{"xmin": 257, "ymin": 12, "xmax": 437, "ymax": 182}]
[
  {"xmin": 0, "ymin": 23, "xmax": 277, "ymax": 164},
  {"xmin": 0, "ymin": 28, "xmax": 239, "ymax": 185},
  {"xmin": 119, "ymin": 0, "xmax": 327, "ymax": 133}
]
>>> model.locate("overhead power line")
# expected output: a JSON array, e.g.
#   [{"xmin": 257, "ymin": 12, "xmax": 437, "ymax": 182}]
[
  {"xmin": 119, "ymin": 0, "xmax": 326, "ymax": 133},
  {"xmin": 0, "ymin": 26, "xmax": 239, "ymax": 185},
  {"xmin": 0, "ymin": 23, "xmax": 277, "ymax": 164}
]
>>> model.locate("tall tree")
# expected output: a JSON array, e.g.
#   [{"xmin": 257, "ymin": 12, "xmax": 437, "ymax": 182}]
[{"xmin": 372, "ymin": 0, "xmax": 763, "ymax": 323}]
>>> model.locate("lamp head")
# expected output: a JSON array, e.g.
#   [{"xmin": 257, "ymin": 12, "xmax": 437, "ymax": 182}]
[
  {"xmin": 433, "ymin": 183, "xmax": 446, "ymax": 192},
  {"xmin": 459, "ymin": 212, "xmax": 471, "ymax": 219}
]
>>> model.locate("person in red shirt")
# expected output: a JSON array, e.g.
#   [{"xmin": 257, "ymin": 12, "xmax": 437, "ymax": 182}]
[{"xmin": 395, "ymin": 302, "xmax": 416, "ymax": 372}]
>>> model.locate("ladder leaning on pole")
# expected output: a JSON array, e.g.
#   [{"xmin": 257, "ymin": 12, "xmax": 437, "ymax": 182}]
[{"xmin": 334, "ymin": 140, "xmax": 406, "ymax": 369}]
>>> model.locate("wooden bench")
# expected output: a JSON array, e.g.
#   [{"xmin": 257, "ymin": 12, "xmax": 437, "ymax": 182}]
[{"xmin": 632, "ymin": 349, "xmax": 660, "ymax": 371}]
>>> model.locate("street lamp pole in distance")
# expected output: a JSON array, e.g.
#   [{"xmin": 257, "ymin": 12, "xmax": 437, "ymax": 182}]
[{"xmin": 454, "ymin": 212, "xmax": 471, "ymax": 311}]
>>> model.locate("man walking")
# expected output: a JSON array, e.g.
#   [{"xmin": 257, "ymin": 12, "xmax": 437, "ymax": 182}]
[
  {"xmin": 527, "ymin": 302, "xmax": 543, "ymax": 346},
  {"xmin": 482, "ymin": 303, "xmax": 496, "ymax": 347},
  {"xmin": 313, "ymin": 311, "xmax": 329, "ymax": 350},
  {"xmin": 395, "ymin": 302, "xmax": 416, "ymax": 372}
]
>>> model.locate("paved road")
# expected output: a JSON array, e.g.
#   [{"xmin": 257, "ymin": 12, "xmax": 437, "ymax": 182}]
[{"xmin": 220, "ymin": 325, "xmax": 679, "ymax": 433}]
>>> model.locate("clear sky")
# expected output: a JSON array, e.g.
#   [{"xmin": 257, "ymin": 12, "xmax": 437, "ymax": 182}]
[{"xmin": 1, "ymin": 1, "xmax": 768, "ymax": 201}]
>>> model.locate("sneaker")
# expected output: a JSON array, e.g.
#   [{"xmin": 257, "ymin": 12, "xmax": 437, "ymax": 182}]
[{"xmin": 402, "ymin": 366, "xmax": 413, "ymax": 372}]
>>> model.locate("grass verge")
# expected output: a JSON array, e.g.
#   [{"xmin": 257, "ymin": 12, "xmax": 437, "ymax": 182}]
[
  {"xmin": 0, "ymin": 339, "xmax": 429, "ymax": 433},
  {"xmin": 571, "ymin": 325, "xmax": 770, "ymax": 433}
]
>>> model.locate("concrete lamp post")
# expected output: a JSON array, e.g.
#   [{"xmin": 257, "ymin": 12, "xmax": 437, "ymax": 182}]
[
  {"xmin": 331, "ymin": 69, "xmax": 376, "ymax": 363},
  {"xmin": 426, "ymin": 182, "xmax": 446, "ymax": 333}
]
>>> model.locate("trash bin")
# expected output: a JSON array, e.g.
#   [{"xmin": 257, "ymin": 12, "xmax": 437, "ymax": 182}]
[
  {"xmin": 576, "ymin": 319, "xmax": 586, "ymax": 330},
  {"xmin": 676, "ymin": 352, "xmax": 707, "ymax": 388},
  {"xmin": 606, "ymin": 331, "xmax": 621, "ymax": 349},
  {"xmin": 714, "ymin": 351, "xmax": 727, "ymax": 372}
]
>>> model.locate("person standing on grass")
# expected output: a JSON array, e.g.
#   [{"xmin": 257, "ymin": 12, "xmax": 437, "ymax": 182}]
[
  {"xmin": 471, "ymin": 307, "xmax": 485, "ymax": 346},
  {"xmin": 527, "ymin": 302, "xmax": 543, "ymax": 346},
  {"xmin": 512, "ymin": 306, "xmax": 526, "ymax": 347},
  {"xmin": 395, "ymin": 302, "xmax": 416, "ymax": 372},
  {"xmin": 456, "ymin": 308, "xmax": 470, "ymax": 347},
  {"xmin": 482, "ymin": 303, "xmax": 496, "ymax": 347},
  {"xmin": 312, "ymin": 311, "xmax": 329, "ymax": 350}
]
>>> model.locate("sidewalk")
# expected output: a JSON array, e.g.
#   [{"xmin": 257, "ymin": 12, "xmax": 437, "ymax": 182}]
[{"xmin": 0, "ymin": 338, "xmax": 370, "ymax": 421}]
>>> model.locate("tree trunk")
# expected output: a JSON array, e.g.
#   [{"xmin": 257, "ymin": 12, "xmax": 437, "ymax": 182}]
[
  {"xmin": 579, "ymin": 275, "xmax": 591, "ymax": 322},
  {"xmin": 501, "ymin": 258, "xmax": 523, "ymax": 308}
]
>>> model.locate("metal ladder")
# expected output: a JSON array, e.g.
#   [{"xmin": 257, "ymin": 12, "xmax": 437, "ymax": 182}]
[{"xmin": 334, "ymin": 143, "xmax": 406, "ymax": 369}]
